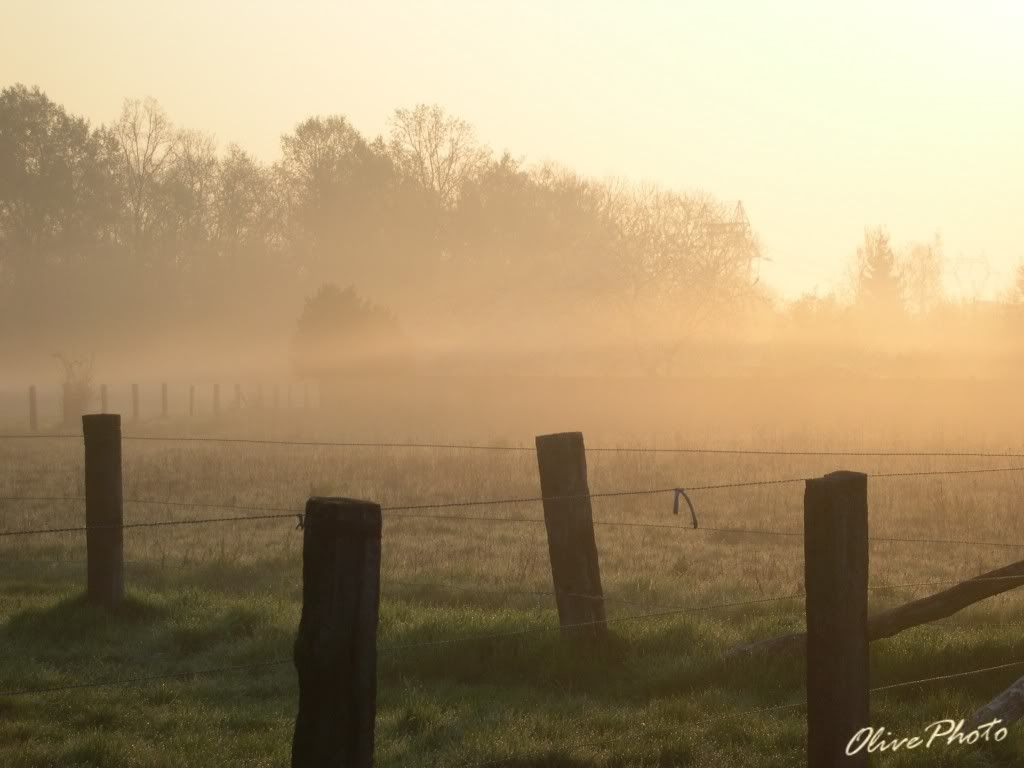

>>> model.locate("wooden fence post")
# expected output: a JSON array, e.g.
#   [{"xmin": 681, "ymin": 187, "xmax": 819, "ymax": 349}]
[
  {"xmin": 535, "ymin": 431, "xmax": 606, "ymax": 639},
  {"xmin": 100, "ymin": 384, "xmax": 108, "ymax": 413},
  {"xmin": 131, "ymin": 383, "xmax": 139, "ymax": 423},
  {"xmin": 292, "ymin": 497, "xmax": 381, "ymax": 768},
  {"xmin": 28, "ymin": 385, "xmax": 37, "ymax": 432},
  {"xmin": 805, "ymin": 470, "xmax": 868, "ymax": 768},
  {"xmin": 82, "ymin": 414, "xmax": 124, "ymax": 609},
  {"xmin": 161, "ymin": 382, "xmax": 168, "ymax": 419},
  {"xmin": 62, "ymin": 382, "xmax": 72, "ymax": 427},
  {"xmin": 213, "ymin": 383, "xmax": 220, "ymax": 417},
  {"xmin": 189, "ymin": 385, "xmax": 195, "ymax": 417}
]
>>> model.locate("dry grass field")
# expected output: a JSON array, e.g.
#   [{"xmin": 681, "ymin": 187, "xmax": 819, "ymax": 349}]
[{"xmin": 3, "ymin": 378, "xmax": 1024, "ymax": 766}]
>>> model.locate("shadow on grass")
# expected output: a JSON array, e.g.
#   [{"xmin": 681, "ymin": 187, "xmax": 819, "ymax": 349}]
[{"xmin": 4, "ymin": 593, "xmax": 167, "ymax": 643}]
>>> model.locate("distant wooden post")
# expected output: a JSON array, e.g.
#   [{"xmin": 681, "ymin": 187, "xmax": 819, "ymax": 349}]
[
  {"xmin": 535, "ymin": 432, "xmax": 606, "ymax": 639},
  {"xmin": 189, "ymin": 385, "xmax": 195, "ymax": 417},
  {"xmin": 82, "ymin": 414, "xmax": 124, "ymax": 609},
  {"xmin": 100, "ymin": 384, "xmax": 108, "ymax": 413},
  {"xmin": 62, "ymin": 382, "xmax": 72, "ymax": 427},
  {"xmin": 161, "ymin": 382, "xmax": 168, "ymax": 419},
  {"xmin": 292, "ymin": 497, "xmax": 381, "ymax": 768},
  {"xmin": 28, "ymin": 385, "xmax": 38, "ymax": 432},
  {"xmin": 213, "ymin": 383, "xmax": 221, "ymax": 417},
  {"xmin": 131, "ymin": 383, "xmax": 140, "ymax": 422},
  {"xmin": 804, "ymin": 471, "xmax": 868, "ymax": 768}
]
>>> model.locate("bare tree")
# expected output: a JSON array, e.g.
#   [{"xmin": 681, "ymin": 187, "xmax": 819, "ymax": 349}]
[
  {"xmin": 166, "ymin": 128, "xmax": 218, "ymax": 244},
  {"xmin": 388, "ymin": 104, "xmax": 489, "ymax": 207},
  {"xmin": 111, "ymin": 97, "xmax": 175, "ymax": 255},
  {"xmin": 899, "ymin": 234, "xmax": 944, "ymax": 314},
  {"xmin": 599, "ymin": 182, "xmax": 760, "ymax": 373}
]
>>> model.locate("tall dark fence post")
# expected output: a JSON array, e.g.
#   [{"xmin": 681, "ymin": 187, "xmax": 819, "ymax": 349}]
[
  {"xmin": 131, "ymin": 384, "xmax": 139, "ymax": 422},
  {"xmin": 213, "ymin": 383, "xmax": 220, "ymax": 417},
  {"xmin": 28, "ymin": 385, "xmax": 37, "ymax": 432},
  {"xmin": 100, "ymin": 384, "xmax": 108, "ymax": 413},
  {"xmin": 83, "ymin": 414, "xmax": 124, "ymax": 609},
  {"xmin": 161, "ymin": 382, "xmax": 168, "ymax": 419},
  {"xmin": 189, "ymin": 385, "xmax": 195, "ymax": 417},
  {"xmin": 292, "ymin": 497, "xmax": 381, "ymax": 768},
  {"xmin": 805, "ymin": 471, "xmax": 868, "ymax": 768},
  {"xmin": 535, "ymin": 431, "xmax": 606, "ymax": 639}
]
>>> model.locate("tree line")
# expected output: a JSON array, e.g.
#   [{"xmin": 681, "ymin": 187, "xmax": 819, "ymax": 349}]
[
  {"xmin": 0, "ymin": 84, "xmax": 763, "ymax": 375},
  {"xmin": 4, "ymin": 83, "xmax": 1016, "ymax": 379}
]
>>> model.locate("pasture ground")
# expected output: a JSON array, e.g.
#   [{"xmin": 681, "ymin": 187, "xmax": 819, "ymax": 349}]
[{"xmin": 2, "ymin": 404, "xmax": 1024, "ymax": 767}]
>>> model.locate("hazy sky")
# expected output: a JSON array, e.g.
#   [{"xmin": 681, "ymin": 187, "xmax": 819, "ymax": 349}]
[{"xmin": 5, "ymin": 1, "xmax": 1023, "ymax": 298}]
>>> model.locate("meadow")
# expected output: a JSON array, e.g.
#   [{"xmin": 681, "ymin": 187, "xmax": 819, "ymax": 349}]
[{"xmin": 3, "ymin": 379, "xmax": 1024, "ymax": 767}]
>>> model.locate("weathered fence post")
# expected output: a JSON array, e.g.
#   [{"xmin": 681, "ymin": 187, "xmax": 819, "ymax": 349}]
[
  {"xmin": 189, "ymin": 385, "xmax": 195, "ymax": 417},
  {"xmin": 292, "ymin": 497, "xmax": 381, "ymax": 768},
  {"xmin": 213, "ymin": 383, "xmax": 220, "ymax": 417},
  {"xmin": 82, "ymin": 414, "xmax": 124, "ymax": 609},
  {"xmin": 161, "ymin": 382, "xmax": 168, "ymax": 419},
  {"xmin": 131, "ymin": 383, "xmax": 140, "ymax": 422},
  {"xmin": 535, "ymin": 431, "xmax": 606, "ymax": 639},
  {"xmin": 28, "ymin": 385, "xmax": 38, "ymax": 432},
  {"xmin": 100, "ymin": 384, "xmax": 108, "ymax": 413},
  {"xmin": 805, "ymin": 471, "xmax": 868, "ymax": 768}
]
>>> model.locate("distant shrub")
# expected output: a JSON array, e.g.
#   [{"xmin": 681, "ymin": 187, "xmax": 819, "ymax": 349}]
[
  {"xmin": 291, "ymin": 283, "xmax": 407, "ymax": 378},
  {"xmin": 53, "ymin": 353, "xmax": 95, "ymax": 426}
]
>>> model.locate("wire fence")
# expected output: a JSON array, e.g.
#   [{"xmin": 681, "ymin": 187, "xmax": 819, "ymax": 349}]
[
  {"xmin": 5, "ymin": 432, "xmax": 1024, "ymax": 763},
  {"xmin": 3, "ymin": 463, "xmax": 1024, "ymax": 551},
  {"xmin": 6, "ymin": 431, "xmax": 1024, "ymax": 460}
]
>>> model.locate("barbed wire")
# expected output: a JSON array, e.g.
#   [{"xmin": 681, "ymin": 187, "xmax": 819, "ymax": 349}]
[
  {"xmin": 0, "ymin": 495, "xmax": 85, "ymax": 503},
  {"xmin": 5, "ymin": 432, "xmax": 1024, "ymax": 460},
  {"xmin": 870, "ymin": 659, "xmax": 1024, "ymax": 694}
]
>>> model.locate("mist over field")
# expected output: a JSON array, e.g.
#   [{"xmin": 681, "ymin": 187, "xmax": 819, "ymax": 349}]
[
  {"xmin": 4, "ymin": 4, "xmax": 1024, "ymax": 768},
  {"xmin": 4, "ymin": 84, "xmax": 1024, "ymax": 447}
]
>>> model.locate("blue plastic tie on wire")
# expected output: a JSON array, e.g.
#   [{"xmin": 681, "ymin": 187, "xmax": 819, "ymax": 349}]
[{"xmin": 673, "ymin": 488, "xmax": 698, "ymax": 529}]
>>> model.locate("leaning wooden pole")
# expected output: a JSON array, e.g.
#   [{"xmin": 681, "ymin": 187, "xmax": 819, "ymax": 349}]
[
  {"xmin": 732, "ymin": 555, "xmax": 1024, "ymax": 658},
  {"xmin": 804, "ymin": 471, "xmax": 868, "ymax": 768},
  {"xmin": 292, "ymin": 497, "xmax": 381, "ymax": 768},
  {"xmin": 969, "ymin": 676, "xmax": 1024, "ymax": 731},
  {"xmin": 535, "ymin": 431, "xmax": 607, "ymax": 640},
  {"xmin": 82, "ymin": 413, "xmax": 124, "ymax": 609}
]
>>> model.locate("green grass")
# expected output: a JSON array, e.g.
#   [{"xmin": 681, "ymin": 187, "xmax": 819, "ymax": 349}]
[{"xmin": 3, "ymin": 430, "xmax": 1024, "ymax": 766}]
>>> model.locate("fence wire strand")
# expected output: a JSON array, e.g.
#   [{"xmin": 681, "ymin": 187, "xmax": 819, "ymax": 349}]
[{"xmin": 7, "ymin": 431, "xmax": 1024, "ymax": 461}]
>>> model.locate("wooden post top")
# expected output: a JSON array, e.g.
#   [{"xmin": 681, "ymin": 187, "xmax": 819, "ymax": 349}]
[
  {"xmin": 82, "ymin": 413, "xmax": 121, "ymax": 435},
  {"xmin": 303, "ymin": 497, "xmax": 381, "ymax": 538}
]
